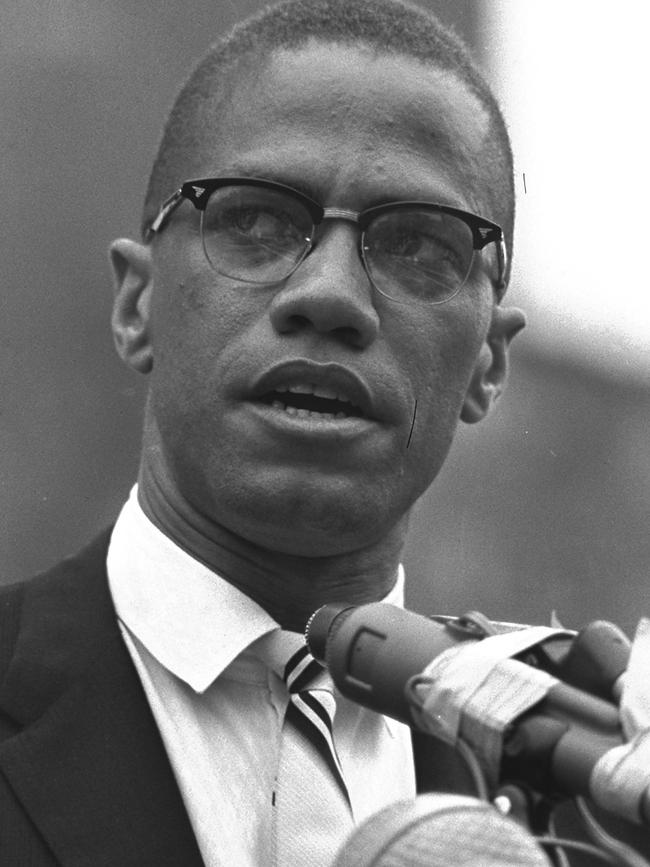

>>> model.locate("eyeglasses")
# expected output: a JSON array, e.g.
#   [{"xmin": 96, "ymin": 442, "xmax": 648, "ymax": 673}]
[{"xmin": 145, "ymin": 177, "xmax": 507, "ymax": 304}]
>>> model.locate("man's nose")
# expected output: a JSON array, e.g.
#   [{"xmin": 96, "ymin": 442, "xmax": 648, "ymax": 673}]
[{"xmin": 268, "ymin": 223, "xmax": 380, "ymax": 349}]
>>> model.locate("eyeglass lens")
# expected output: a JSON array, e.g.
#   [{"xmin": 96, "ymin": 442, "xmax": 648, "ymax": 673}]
[
  {"xmin": 199, "ymin": 184, "xmax": 476, "ymax": 303},
  {"xmin": 200, "ymin": 185, "xmax": 312, "ymax": 284}
]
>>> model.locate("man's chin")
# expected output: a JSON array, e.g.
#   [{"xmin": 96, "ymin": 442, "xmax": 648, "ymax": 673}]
[
  {"xmin": 232, "ymin": 490, "xmax": 410, "ymax": 560},
  {"xmin": 174, "ymin": 449, "xmax": 417, "ymax": 557}
]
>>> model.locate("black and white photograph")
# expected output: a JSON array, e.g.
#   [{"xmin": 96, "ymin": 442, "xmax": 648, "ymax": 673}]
[{"xmin": 1, "ymin": 2, "xmax": 649, "ymax": 864}]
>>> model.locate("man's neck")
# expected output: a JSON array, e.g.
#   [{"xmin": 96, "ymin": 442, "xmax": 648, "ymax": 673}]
[{"xmin": 136, "ymin": 470, "xmax": 407, "ymax": 633}]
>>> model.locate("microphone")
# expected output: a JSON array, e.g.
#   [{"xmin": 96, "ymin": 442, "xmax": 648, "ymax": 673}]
[
  {"xmin": 306, "ymin": 602, "xmax": 650, "ymax": 824},
  {"xmin": 330, "ymin": 793, "xmax": 552, "ymax": 866}
]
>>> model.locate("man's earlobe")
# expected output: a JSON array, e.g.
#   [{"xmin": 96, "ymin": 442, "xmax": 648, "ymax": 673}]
[
  {"xmin": 109, "ymin": 239, "xmax": 154, "ymax": 374},
  {"xmin": 460, "ymin": 304, "xmax": 526, "ymax": 424}
]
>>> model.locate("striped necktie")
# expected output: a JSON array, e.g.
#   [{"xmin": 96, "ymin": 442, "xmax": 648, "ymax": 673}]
[
  {"xmin": 273, "ymin": 641, "xmax": 353, "ymax": 865},
  {"xmin": 282, "ymin": 644, "xmax": 350, "ymax": 804}
]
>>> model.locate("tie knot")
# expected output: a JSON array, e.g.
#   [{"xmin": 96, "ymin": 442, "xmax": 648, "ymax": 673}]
[
  {"xmin": 283, "ymin": 645, "xmax": 325, "ymax": 694},
  {"xmin": 254, "ymin": 629, "xmax": 327, "ymax": 693}
]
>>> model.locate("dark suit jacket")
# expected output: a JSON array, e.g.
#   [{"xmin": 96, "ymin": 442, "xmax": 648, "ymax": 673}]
[{"xmin": 0, "ymin": 532, "xmax": 475, "ymax": 866}]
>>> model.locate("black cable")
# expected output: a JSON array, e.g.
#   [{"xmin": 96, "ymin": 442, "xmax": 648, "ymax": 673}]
[
  {"xmin": 574, "ymin": 797, "xmax": 650, "ymax": 867},
  {"xmin": 537, "ymin": 836, "xmax": 624, "ymax": 865}
]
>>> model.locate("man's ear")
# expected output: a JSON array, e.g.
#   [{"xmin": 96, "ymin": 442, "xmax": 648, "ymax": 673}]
[
  {"xmin": 460, "ymin": 304, "xmax": 526, "ymax": 424},
  {"xmin": 109, "ymin": 239, "xmax": 154, "ymax": 374}
]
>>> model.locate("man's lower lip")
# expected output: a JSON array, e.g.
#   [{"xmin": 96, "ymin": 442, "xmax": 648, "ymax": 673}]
[{"xmin": 247, "ymin": 401, "xmax": 374, "ymax": 435}]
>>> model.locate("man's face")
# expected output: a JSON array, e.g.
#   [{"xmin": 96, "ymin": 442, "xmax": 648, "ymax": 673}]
[{"xmin": 139, "ymin": 44, "xmax": 511, "ymax": 556}]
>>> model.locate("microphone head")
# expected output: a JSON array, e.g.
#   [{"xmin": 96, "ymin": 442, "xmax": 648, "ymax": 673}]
[
  {"xmin": 305, "ymin": 603, "xmax": 353, "ymax": 664},
  {"xmin": 331, "ymin": 794, "xmax": 552, "ymax": 867}
]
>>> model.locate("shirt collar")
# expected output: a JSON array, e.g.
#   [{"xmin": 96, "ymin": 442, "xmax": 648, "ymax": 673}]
[{"xmin": 107, "ymin": 486, "xmax": 405, "ymax": 693}]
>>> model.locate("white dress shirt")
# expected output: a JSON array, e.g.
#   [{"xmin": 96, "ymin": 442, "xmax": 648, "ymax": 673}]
[{"xmin": 107, "ymin": 487, "xmax": 415, "ymax": 867}]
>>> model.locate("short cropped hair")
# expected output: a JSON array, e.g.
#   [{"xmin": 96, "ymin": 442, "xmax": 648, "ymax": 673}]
[{"xmin": 143, "ymin": 0, "xmax": 515, "ymax": 283}]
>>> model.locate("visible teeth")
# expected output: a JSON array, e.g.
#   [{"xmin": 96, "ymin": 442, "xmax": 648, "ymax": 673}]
[
  {"xmin": 311, "ymin": 384, "xmax": 340, "ymax": 401},
  {"xmin": 267, "ymin": 395, "xmax": 352, "ymax": 420},
  {"xmin": 268, "ymin": 402, "xmax": 348, "ymax": 420},
  {"xmin": 281, "ymin": 383, "xmax": 349, "ymax": 403}
]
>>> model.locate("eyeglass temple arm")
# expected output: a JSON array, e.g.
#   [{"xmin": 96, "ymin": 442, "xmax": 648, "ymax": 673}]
[
  {"xmin": 495, "ymin": 235, "xmax": 508, "ymax": 298},
  {"xmin": 144, "ymin": 189, "xmax": 185, "ymax": 242}
]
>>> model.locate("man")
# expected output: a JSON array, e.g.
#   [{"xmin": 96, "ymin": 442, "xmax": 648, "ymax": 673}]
[{"xmin": 0, "ymin": 1, "xmax": 528, "ymax": 864}]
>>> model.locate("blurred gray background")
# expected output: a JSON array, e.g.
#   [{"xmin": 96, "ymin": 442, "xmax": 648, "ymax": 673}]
[{"xmin": 1, "ymin": 0, "xmax": 648, "ymax": 634}]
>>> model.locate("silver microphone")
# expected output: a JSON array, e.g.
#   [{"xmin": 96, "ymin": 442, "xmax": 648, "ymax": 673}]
[{"xmin": 331, "ymin": 794, "xmax": 552, "ymax": 867}]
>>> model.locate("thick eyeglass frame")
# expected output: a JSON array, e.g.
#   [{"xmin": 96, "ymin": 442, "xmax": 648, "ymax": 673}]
[{"xmin": 144, "ymin": 176, "xmax": 508, "ymax": 303}]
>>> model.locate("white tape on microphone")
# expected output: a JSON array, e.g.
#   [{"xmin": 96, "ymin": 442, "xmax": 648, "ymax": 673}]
[
  {"xmin": 409, "ymin": 626, "xmax": 570, "ymax": 784},
  {"xmin": 590, "ymin": 617, "xmax": 650, "ymax": 824},
  {"xmin": 619, "ymin": 618, "xmax": 650, "ymax": 739}
]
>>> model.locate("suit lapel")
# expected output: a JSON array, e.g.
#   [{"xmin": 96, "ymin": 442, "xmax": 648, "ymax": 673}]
[{"xmin": 0, "ymin": 533, "xmax": 205, "ymax": 867}]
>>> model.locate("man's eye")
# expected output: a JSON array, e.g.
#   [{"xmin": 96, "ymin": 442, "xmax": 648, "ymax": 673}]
[
  {"xmin": 222, "ymin": 207, "xmax": 276, "ymax": 233},
  {"xmin": 383, "ymin": 229, "xmax": 459, "ymax": 268},
  {"xmin": 384, "ymin": 230, "xmax": 424, "ymax": 257},
  {"xmin": 214, "ymin": 206, "xmax": 296, "ymax": 241},
  {"xmin": 230, "ymin": 207, "xmax": 260, "ymax": 233}
]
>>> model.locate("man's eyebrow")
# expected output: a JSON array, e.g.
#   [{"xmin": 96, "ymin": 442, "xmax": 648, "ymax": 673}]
[{"xmin": 220, "ymin": 165, "xmax": 322, "ymax": 202}]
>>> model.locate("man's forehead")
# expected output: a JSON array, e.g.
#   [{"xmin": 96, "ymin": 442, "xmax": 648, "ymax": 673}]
[{"xmin": 180, "ymin": 41, "xmax": 496, "ymax": 216}]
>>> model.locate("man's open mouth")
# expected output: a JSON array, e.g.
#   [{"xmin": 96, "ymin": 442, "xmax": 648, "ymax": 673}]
[{"xmin": 258, "ymin": 384, "xmax": 365, "ymax": 419}]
